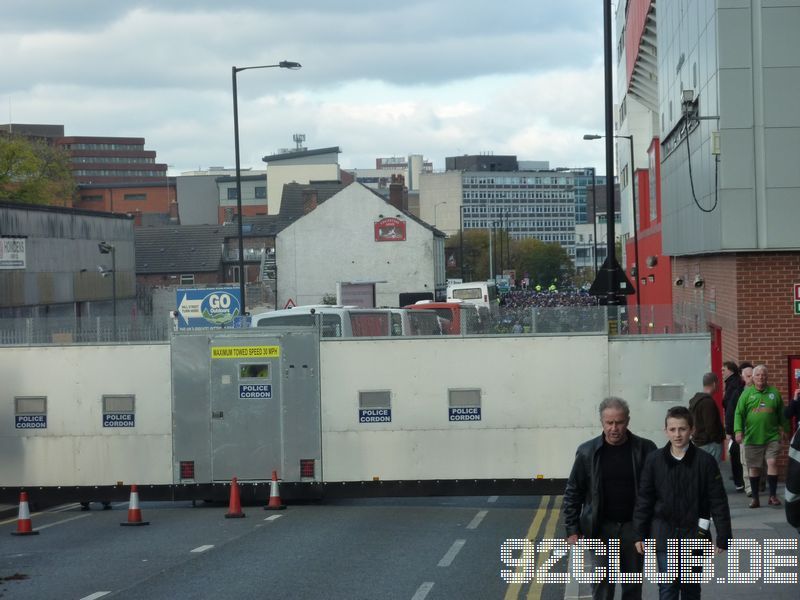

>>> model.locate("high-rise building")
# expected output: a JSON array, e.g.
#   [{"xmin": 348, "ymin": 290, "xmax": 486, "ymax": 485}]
[
  {"xmin": 55, "ymin": 136, "xmax": 167, "ymax": 184},
  {"xmin": 419, "ymin": 155, "xmax": 576, "ymax": 258}
]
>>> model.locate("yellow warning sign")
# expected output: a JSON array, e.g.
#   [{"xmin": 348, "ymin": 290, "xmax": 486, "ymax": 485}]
[{"xmin": 211, "ymin": 346, "xmax": 280, "ymax": 359}]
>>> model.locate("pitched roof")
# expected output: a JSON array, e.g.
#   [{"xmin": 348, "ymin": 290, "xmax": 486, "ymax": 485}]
[
  {"xmin": 135, "ymin": 224, "xmax": 224, "ymax": 273},
  {"xmin": 278, "ymin": 181, "xmax": 347, "ymax": 221}
]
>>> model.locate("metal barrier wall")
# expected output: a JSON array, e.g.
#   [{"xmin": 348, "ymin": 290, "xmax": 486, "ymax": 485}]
[{"xmin": 0, "ymin": 332, "xmax": 710, "ymax": 491}]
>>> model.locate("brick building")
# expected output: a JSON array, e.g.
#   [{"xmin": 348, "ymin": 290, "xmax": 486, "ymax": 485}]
[{"xmin": 619, "ymin": 0, "xmax": 800, "ymax": 410}]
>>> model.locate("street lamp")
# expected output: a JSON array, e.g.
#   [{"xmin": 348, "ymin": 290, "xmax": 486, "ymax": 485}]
[
  {"xmin": 583, "ymin": 133, "xmax": 642, "ymax": 321},
  {"xmin": 232, "ymin": 60, "xmax": 301, "ymax": 314},
  {"xmin": 98, "ymin": 241, "xmax": 116, "ymax": 341}
]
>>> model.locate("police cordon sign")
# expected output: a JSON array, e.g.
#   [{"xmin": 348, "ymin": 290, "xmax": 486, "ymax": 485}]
[
  {"xmin": 16, "ymin": 415, "xmax": 46, "ymax": 429},
  {"xmin": 239, "ymin": 384, "xmax": 272, "ymax": 399},
  {"xmin": 359, "ymin": 408, "xmax": 391, "ymax": 423},
  {"xmin": 104, "ymin": 413, "xmax": 135, "ymax": 427},
  {"xmin": 449, "ymin": 407, "xmax": 481, "ymax": 421},
  {"xmin": 176, "ymin": 288, "xmax": 242, "ymax": 329}
]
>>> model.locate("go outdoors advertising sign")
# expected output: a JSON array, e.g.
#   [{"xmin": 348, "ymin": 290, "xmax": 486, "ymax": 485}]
[{"xmin": 176, "ymin": 288, "xmax": 242, "ymax": 329}]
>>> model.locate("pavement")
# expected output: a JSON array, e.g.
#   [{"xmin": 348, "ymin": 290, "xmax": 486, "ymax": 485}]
[{"xmin": 565, "ymin": 477, "xmax": 800, "ymax": 600}]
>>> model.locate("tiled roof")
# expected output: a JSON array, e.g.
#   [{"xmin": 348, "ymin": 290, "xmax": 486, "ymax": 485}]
[{"xmin": 135, "ymin": 225, "xmax": 224, "ymax": 273}]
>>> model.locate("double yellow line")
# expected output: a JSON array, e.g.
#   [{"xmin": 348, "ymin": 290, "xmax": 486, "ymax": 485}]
[{"xmin": 504, "ymin": 495, "xmax": 563, "ymax": 600}]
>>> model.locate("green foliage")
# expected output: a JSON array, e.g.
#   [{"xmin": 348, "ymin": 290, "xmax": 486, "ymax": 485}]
[
  {"xmin": 0, "ymin": 135, "xmax": 75, "ymax": 205},
  {"xmin": 445, "ymin": 229, "xmax": 575, "ymax": 286},
  {"xmin": 321, "ymin": 293, "xmax": 337, "ymax": 305}
]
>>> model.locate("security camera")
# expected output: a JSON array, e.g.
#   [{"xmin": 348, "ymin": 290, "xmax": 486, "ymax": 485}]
[
  {"xmin": 693, "ymin": 275, "xmax": 704, "ymax": 288},
  {"xmin": 674, "ymin": 277, "xmax": 684, "ymax": 287}
]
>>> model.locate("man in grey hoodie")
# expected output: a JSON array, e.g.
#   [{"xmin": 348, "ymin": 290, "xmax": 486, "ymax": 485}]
[{"xmin": 689, "ymin": 372, "xmax": 725, "ymax": 462}]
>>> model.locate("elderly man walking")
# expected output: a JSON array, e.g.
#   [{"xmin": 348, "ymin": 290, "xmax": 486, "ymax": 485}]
[
  {"xmin": 563, "ymin": 397, "xmax": 657, "ymax": 600},
  {"xmin": 734, "ymin": 365, "xmax": 791, "ymax": 508}
]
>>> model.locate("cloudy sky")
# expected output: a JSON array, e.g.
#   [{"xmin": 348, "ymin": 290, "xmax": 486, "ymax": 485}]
[{"xmin": 2, "ymin": 0, "xmax": 613, "ymax": 175}]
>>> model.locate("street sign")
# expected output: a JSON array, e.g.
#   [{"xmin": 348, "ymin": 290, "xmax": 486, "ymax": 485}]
[
  {"xmin": 795, "ymin": 284, "xmax": 800, "ymax": 315},
  {"xmin": 284, "ymin": 298, "xmax": 296, "ymax": 309},
  {"xmin": 176, "ymin": 288, "xmax": 242, "ymax": 329}
]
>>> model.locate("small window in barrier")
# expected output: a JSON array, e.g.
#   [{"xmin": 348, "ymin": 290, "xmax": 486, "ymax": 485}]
[
  {"xmin": 358, "ymin": 390, "xmax": 392, "ymax": 423},
  {"xmin": 650, "ymin": 385, "xmax": 684, "ymax": 403},
  {"xmin": 102, "ymin": 394, "xmax": 136, "ymax": 428},
  {"xmin": 240, "ymin": 364, "xmax": 270, "ymax": 379},
  {"xmin": 15, "ymin": 396, "xmax": 47, "ymax": 429},
  {"xmin": 448, "ymin": 388, "xmax": 482, "ymax": 422}
]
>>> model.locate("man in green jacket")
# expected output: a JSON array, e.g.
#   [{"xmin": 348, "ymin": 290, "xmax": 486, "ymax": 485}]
[{"xmin": 734, "ymin": 365, "xmax": 790, "ymax": 508}]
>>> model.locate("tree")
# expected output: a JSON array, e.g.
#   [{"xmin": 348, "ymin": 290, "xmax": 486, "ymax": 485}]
[
  {"xmin": 0, "ymin": 135, "xmax": 75, "ymax": 206},
  {"xmin": 509, "ymin": 238, "xmax": 574, "ymax": 287},
  {"xmin": 446, "ymin": 229, "xmax": 575, "ymax": 286}
]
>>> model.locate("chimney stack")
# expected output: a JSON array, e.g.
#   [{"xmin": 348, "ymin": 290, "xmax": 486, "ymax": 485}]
[{"xmin": 388, "ymin": 174, "xmax": 408, "ymax": 212}]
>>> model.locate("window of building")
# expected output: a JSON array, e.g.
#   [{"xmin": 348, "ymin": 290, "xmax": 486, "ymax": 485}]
[
  {"xmin": 255, "ymin": 186, "xmax": 266, "ymax": 199},
  {"xmin": 124, "ymin": 193, "xmax": 146, "ymax": 201},
  {"xmin": 227, "ymin": 188, "xmax": 239, "ymax": 200},
  {"xmin": 180, "ymin": 274, "xmax": 195, "ymax": 285}
]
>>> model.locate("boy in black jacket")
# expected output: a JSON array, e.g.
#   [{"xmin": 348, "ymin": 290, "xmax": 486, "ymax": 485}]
[{"xmin": 633, "ymin": 406, "xmax": 731, "ymax": 600}]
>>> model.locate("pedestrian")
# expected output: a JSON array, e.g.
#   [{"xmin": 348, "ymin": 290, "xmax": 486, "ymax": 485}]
[
  {"xmin": 688, "ymin": 372, "xmax": 725, "ymax": 462},
  {"xmin": 563, "ymin": 397, "xmax": 657, "ymax": 600},
  {"xmin": 734, "ymin": 365, "xmax": 791, "ymax": 508},
  {"xmin": 737, "ymin": 362, "xmax": 763, "ymax": 498},
  {"xmin": 722, "ymin": 361, "xmax": 745, "ymax": 491},
  {"xmin": 633, "ymin": 406, "xmax": 731, "ymax": 600},
  {"xmin": 786, "ymin": 426, "xmax": 800, "ymax": 533}
]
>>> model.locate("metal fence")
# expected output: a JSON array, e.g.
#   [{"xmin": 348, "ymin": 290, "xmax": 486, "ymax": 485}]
[
  {"xmin": 0, "ymin": 316, "xmax": 172, "ymax": 345},
  {"xmin": 0, "ymin": 303, "xmax": 708, "ymax": 345}
]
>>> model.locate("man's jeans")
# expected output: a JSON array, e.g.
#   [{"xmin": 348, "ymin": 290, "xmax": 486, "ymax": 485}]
[
  {"xmin": 656, "ymin": 550, "xmax": 701, "ymax": 600},
  {"xmin": 590, "ymin": 520, "xmax": 643, "ymax": 600},
  {"xmin": 696, "ymin": 442, "xmax": 721, "ymax": 463}
]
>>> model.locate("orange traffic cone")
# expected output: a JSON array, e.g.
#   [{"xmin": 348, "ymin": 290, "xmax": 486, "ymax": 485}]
[
  {"xmin": 10, "ymin": 491, "xmax": 39, "ymax": 536},
  {"xmin": 264, "ymin": 470, "xmax": 286, "ymax": 511},
  {"xmin": 225, "ymin": 477, "xmax": 246, "ymax": 518},
  {"xmin": 120, "ymin": 484, "xmax": 150, "ymax": 526}
]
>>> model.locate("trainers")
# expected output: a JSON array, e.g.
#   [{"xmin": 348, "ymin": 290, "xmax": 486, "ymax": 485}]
[
  {"xmin": 735, "ymin": 485, "xmax": 745, "ymax": 493},
  {"xmin": 749, "ymin": 499, "xmax": 761, "ymax": 509},
  {"xmin": 746, "ymin": 491, "xmax": 752, "ymax": 498},
  {"xmin": 768, "ymin": 496, "xmax": 781, "ymax": 506}
]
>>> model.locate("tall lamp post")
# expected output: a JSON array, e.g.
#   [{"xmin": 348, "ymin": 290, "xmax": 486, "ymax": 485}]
[
  {"xmin": 589, "ymin": 167, "xmax": 598, "ymax": 275},
  {"xmin": 98, "ymin": 241, "xmax": 116, "ymax": 341},
  {"xmin": 583, "ymin": 133, "xmax": 642, "ymax": 322},
  {"xmin": 232, "ymin": 60, "xmax": 301, "ymax": 313}
]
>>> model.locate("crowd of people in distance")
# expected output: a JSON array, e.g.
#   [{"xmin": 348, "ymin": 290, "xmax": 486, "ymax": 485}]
[
  {"xmin": 495, "ymin": 288, "xmax": 600, "ymax": 333},
  {"xmin": 499, "ymin": 288, "xmax": 599, "ymax": 309}
]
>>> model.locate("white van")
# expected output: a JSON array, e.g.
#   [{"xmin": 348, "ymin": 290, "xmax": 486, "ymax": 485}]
[
  {"xmin": 251, "ymin": 305, "xmax": 395, "ymax": 338},
  {"xmin": 446, "ymin": 281, "xmax": 499, "ymax": 317}
]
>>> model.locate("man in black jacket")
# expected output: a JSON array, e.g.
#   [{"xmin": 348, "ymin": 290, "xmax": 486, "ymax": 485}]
[
  {"xmin": 633, "ymin": 406, "xmax": 731, "ymax": 600},
  {"xmin": 563, "ymin": 397, "xmax": 657, "ymax": 600},
  {"xmin": 722, "ymin": 361, "xmax": 745, "ymax": 491}
]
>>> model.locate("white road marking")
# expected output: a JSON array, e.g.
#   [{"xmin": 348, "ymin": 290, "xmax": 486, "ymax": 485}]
[
  {"xmin": 50, "ymin": 503, "xmax": 82, "ymax": 513},
  {"xmin": 411, "ymin": 581, "xmax": 435, "ymax": 600},
  {"xmin": 438, "ymin": 539, "xmax": 466, "ymax": 567},
  {"xmin": 488, "ymin": 495, "xmax": 499, "ymax": 503},
  {"xmin": 264, "ymin": 514, "xmax": 283, "ymax": 521},
  {"xmin": 34, "ymin": 513, "xmax": 92, "ymax": 531},
  {"xmin": 78, "ymin": 592, "xmax": 111, "ymax": 600},
  {"xmin": 466, "ymin": 510, "xmax": 488, "ymax": 530},
  {"xmin": 190, "ymin": 545, "xmax": 214, "ymax": 553}
]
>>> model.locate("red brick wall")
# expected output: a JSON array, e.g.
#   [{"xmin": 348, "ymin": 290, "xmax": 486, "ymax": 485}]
[
  {"xmin": 736, "ymin": 252, "xmax": 800, "ymax": 398},
  {"xmin": 673, "ymin": 252, "xmax": 800, "ymax": 476}
]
